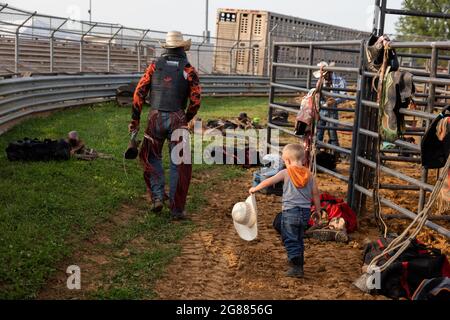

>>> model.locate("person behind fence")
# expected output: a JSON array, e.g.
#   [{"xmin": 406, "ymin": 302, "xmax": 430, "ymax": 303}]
[
  {"xmin": 128, "ymin": 31, "xmax": 201, "ymax": 221},
  {"xmin": 314, "ymin": 61, "xmax": 348, "ymax": 148},
  {"xmin": 249, "ymin": 144, "xmax": 322, "ymax": 278}
]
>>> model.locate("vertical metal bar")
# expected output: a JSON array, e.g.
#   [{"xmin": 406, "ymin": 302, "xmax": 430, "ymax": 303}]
[
  {"xmin": 372, "ymin": 0, "xmax": 381, "ymax": 35},
  {"xmin": 107, "ymin": 44, "xmax": 111, "ymax": 72},
  {"xmin": 378, "ymin": 0, "xmax": 387, "ymax": 36},
  {"xmin": 418, "ymin": 46, "xmax": 438, "ymax": 211},
  {"xmin": 267, "ymin": 44, "xmax": 279, "ymax": 153},
  {"xmin": 306, "ymin": 44, "xmax": 314, "ymax": 89},
  {"xmin": 14, "ymin": 32, "xmax": 19, "ymax": 73},
  {"xmin": 50, "ymin": 38, "xmax": 54, "ymax": 73},
  {"xmin": 79, "ymin": 41, "xmax": 83, "ymax": 72},
  {"xmin": 15, "ymin": 12, "xmax": 36, "ymax": 73},
  {"xmin": 348, "ymin": 41, "xmax": 366, "ymax": 208},
  {"xmin": 137, "ymin": 29, "xmax": 150, "ymax": 73},
  {"xmin": 205, "ymin": 0, "xmax": 209, "ymax": 43},
  {"xmin": 107, "ymin": 26, "xmax": 123, "ymax": 73},
  {"xmin": 50, "ymin": 19, "xmax": 68, "ymax": 73}
]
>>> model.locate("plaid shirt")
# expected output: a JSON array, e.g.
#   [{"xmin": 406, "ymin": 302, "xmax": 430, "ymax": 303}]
[{"xmin": 131, "ymin": 62, "xmax": 201, "ymax": 124}]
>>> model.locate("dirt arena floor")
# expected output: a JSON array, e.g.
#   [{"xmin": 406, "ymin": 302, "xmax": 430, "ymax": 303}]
[{"xmin": 38, "ymin": 99, "xmax": 449, "ymax": 300}]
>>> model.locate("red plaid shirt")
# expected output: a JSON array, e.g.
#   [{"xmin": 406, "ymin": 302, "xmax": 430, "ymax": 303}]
[{"xmin": 131, "ymin": 62, "xmax": 201, "ymax": 124}]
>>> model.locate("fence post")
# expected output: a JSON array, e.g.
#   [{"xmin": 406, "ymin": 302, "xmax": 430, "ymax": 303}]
[
  {"xmin": 267, "ymin": 43, "xmax": 279, "ymax": 154},
  {"xmin": 107, "ymin": 26, "xmax": 123, "ymax": 73},
  {"xmin": 15, "ymin": 12, "xmax": 36, "ymax": 73},
  {"xmin": 306, "ymin": 44, "xmax": 314, "ymax": 89},
  {"xmin": 348, "ymin": 40, "xmax": 366, "ymax": 208},
  {"xmin": 197, "ymin": 39, "xmax": 207, "ymax": 74},
  {"xmin": 418, "ymin": 46, "xmax": 438, "ymax": 211},
  {"xmin": 80, "ymin": 23, "xmax": 97, "ymax": 73},
  {"xmin": 50, "ymin": 18, "xmax": 68, "ymax": 73},
  {"xmin": 137, "ymin": 29, "xmax": 150, "ymax": 73},
  {"xmin": 229, "ymin": 41, "xmax": 238, "ymax": 75}
]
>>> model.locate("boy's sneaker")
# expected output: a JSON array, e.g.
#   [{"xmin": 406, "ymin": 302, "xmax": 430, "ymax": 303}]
[{"xmin": 151, "ymin": 199, "xmax": 164, "ymax": 213}]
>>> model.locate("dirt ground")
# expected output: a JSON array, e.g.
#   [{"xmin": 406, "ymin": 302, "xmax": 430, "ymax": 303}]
[
  {"xmin": 37, "ymin": 98, "xmax": 449, "ymax": 300},
  {"xmin": 154, "ymin": 170, "xmax": 388, "ymax": 300}
]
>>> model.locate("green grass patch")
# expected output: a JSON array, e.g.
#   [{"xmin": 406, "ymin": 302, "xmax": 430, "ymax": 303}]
[{"xmin": 0, "ymin": 97, "xmax": 267, "ymax": 299}]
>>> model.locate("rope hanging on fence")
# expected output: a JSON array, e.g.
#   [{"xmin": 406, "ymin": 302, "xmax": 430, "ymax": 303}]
[
  {"xmin": 308, "ymin": 67, "xmax": 327, "ymax": 176},
  {"xmin": 367, "ymin": 155, "xmax": 450, "ymax": 274},
  {"xmin": 373, "ymin": 45, "xmax": 391, "ymax": 238}
]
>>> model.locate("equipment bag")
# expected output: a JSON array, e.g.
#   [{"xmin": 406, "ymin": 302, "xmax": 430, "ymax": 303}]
[
  {"xmin": 421, "ymin": 106, "xmax": 450, "ymax": 169},
  {"xmin": 412, "ymin": 277, "xmax": 450, "ymax": 301},
  {"xmin": 6, "ymin": 138, "xmax": 71, "ymax": 161},
  {"xmin": 253, "ymin": 169, "xmax": 283, "ymax": 196},
  {"xmin": 295, "ymin": 88, "xmax": 319, "ymax": 136},
  {"xmin": 362, "ymin": 238, "xmax": 450, "ymax": 300},
  {"xmin": 309, "ymin": 193, "xmax": 358, "ymax": 233}
]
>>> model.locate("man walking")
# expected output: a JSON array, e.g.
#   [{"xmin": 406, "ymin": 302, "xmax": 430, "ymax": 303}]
[{"xmin": 128, "ymin": 31, "xmax": 201, "ymax": 220}]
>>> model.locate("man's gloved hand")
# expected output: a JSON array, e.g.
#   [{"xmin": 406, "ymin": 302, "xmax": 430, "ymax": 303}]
[{"xmin": 128, "ymin": 120, "xmax": 140, "ymax": 133}]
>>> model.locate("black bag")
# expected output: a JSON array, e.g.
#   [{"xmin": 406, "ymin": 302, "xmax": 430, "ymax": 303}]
[
  {"xmin": 412, "ymin": 277, "xmax": 450, "ymax": 301},
  {"xmin": 6, "ymin": 138, "xmax": 71, "ymax": 162},
  {"xmin": 316, "ymin": 151, "xmax": 337, "ymax": 170},
  {"xmin": 421, "ymin": 106, "xmax": 450, "ymax": 169},
  {"xmin": 363, "ymin": 238, "xmax": 450, "ymax": 299}
]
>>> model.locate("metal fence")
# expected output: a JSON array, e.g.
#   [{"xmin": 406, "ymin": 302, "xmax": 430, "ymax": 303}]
[
  {"xmin": 0, "ymin": 73, "xmax": 302, "ymax": 133},
  {"xmin": 0, "ymin": 3, "xmax": 370, "ymax": 77},
  {"xmin": 267, "ymin": 38, "xmax": 450, "ymax": 238}
]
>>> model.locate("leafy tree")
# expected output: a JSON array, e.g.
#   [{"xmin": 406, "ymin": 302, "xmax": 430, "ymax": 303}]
[{"xmin": 396, "ymin": 0, "xmax": 450, "ymax": 41}]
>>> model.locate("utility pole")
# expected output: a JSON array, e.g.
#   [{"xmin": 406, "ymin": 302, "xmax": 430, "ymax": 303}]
[
  {"xmin": 204, "ymin": 0, "xmax": 210, "ymax": 43},
  {"xmin": 88, "ymin": 0, "xmax": 92, "ymax": 23}
]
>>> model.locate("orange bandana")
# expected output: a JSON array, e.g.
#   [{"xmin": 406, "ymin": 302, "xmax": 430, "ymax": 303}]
[{"xmin": 287, "ymin": 166, "xmax": 310, "ymax": 188}]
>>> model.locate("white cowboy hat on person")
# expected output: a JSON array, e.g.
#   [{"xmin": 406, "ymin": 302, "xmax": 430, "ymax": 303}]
[
  {"xmin": 232, "ymin": 194, "xmax": 258, "ymax": 241},
  {"xmin": 313, "ymin": 61, "xmax": 336, "ymax": 78},
  {"xmin": 159, "ymin": 31, "xmax": 192, "ymax": 51}
]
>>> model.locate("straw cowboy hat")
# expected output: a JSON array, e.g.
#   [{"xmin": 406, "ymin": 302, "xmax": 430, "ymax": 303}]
[
  {"xmin": 232, "ymin": 194, "xmax": 258, "ymax": 241},
  {"xmin": 313, "ymin": 61, "xmax": 336, "ymax": 78},
  {"xmin": 160, "ymin": 31, "xmax": 191, "ymax": 51}
]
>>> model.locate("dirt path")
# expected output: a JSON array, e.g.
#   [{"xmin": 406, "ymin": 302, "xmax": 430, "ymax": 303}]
[
  {"xmin": 38, "ymin": 169, "xmax": 388, "ymax": 300},
  {"xmin": 154, "ymin": 171, "xmax": 386, "ymax": 300}
]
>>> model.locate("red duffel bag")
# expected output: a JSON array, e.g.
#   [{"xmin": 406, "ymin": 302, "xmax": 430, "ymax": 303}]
[{"xmin": 310, "ymin": 193, "xmax": 358, "ymax": 233}]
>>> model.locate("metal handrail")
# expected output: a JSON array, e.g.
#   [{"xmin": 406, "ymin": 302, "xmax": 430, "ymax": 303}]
[{"xmin": 0, "ymin": 74, "xmax": 298, "ymax": 131}]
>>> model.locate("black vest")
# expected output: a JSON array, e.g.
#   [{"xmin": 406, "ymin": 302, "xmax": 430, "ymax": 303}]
[{"xmin": 150, "ymin": 50, "xmax": 189, "ymax": 112}]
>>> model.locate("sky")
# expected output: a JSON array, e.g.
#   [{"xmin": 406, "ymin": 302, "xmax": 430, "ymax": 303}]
[{"xmin": 2, "ymin": 0, "xmax": 404, "ymax": 36}]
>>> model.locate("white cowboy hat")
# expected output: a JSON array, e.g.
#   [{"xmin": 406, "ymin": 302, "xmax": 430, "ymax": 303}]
[
  {"xmin": 232, "ymin": 194, "xmax": 258, "ymax": 241},
  {"xmin": 313, "ymin": 61, "xmax": 336, "ymax": 78},
  {"xmin": 160, "ymin": 31, "xmax": 191, "ymax": 51}
]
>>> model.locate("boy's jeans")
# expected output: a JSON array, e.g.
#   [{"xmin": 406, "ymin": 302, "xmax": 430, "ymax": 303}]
[{"xmin": 281, "ymin": 207, "xmax": 311, "ymax": 261}]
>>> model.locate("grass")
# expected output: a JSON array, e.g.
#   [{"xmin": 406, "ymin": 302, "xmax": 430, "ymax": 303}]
[{"xmin": 0, "ymin": 97, "xmax": 268, "ymax": 299}]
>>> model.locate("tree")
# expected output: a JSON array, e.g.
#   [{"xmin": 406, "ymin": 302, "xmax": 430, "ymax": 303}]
[{"xmin": 396, "ymin": 0, "xmax": 450, "ymax": 41}]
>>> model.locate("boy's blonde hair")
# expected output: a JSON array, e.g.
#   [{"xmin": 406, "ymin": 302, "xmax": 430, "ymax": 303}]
[{"xmin": 283, "ymin": 144, "xmax": 305, "ymax": 162}]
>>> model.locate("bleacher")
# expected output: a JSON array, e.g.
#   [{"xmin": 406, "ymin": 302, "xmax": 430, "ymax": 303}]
[{"xmin": 0, "ymin": 35, "xmax": 155, "ymax": 74}]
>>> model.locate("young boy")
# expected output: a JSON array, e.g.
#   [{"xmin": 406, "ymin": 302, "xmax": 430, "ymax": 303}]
[{"xmin": 249, "ymin": 144, "xmax": 321, "ymax": 278}]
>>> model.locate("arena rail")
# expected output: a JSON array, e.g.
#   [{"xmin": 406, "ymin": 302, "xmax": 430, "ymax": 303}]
[{"xmin": 0, "ymin": 74, "xmax": 305, "ymax": 132}]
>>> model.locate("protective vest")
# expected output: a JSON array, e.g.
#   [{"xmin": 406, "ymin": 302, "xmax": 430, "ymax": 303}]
[{"xmin": 149, "ymin": 52, "xmax": 189, "ymax": 112}]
